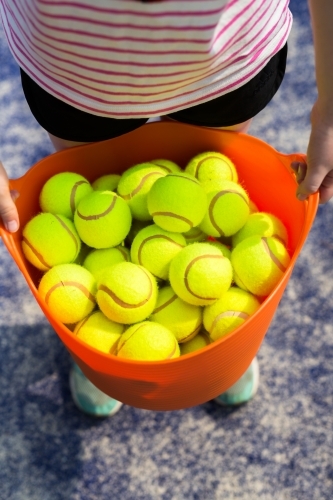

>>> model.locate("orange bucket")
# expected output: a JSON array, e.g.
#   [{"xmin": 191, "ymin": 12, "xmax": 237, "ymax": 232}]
[{"xmin": 0, "ymin": 122, "xmax": 318, "ymax": 411}]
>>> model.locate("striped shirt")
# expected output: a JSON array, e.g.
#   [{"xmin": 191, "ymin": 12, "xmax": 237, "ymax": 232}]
[{"xmin": 0, "ymin": 0, "xmax": 292, "ymax": 118}]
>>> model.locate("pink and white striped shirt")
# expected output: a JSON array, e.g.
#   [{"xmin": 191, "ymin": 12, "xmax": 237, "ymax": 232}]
[{"xmin": 0, "ymin": 0, "xmax": 292, "ymax": 118}]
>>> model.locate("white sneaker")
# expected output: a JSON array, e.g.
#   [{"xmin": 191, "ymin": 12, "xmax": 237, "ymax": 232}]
[
  {"xmin": 214, "ymin": 357, "xmax": 260, "ymax": 406},
  {"xmin": 69, "ymin": 363, "xmax": 123, "ymax": 417}
]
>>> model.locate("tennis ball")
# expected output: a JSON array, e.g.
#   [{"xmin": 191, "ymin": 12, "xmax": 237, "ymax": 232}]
[
  {"xmin": 39, "ymin": 172, "xmax": 93, "ymax": 219},
  {"xmin": 199, "ymin": 179, "xmax": 250, "ymax": 237},
  {"xmin": 83, "ymin": 246, "xmax": 130, "ymax": 281},
  {"xmin": 92, "ymin": 174, "xmax": 121, "ymax": 192},
  {"xmin": 203, "ymin": 286, "xmax": 261, "ymax": 341},
  {"xmin": 22, "ymin": 212, "xmax": 81, "ymax": 271},
  {"xmin": 183, "ymin": 227, "xmax": 207, "ymax": 244},
  {"xmin": 117, "ymin": 163, "xmax": 166, "ymax": 220},
  {"xmin": 150, "ymin": 285, "xmax": 202, "ymax": 343},
  {"xmin": 206, "ymin": 240, "xmax": 231, "ymax": 260},
  {"xmin": 38, "ymin": 263, "xmax": 96, "ymax": 324},
  {"xmin": 96, "ymin": 261, "xmax": 158, "ymax": 324},
  {"xmin": 179, "ymin": 330, "xmax": 211, "ymax": 356},
  {"xmin": 169, "ymin": 242, "xmax": 233, "ymax": 306},
  {"xmin": 148, "ymin": 159, "xmax": 182, "ymax": 173},
  {"xmin": 231, "ymin": 235, "xmax": 291, "ymax": 297},
  {"xmin": 74, "ymin": 190, "xmax": 132, "ymax": 248},
  {"xmin": 74, "ymin": 310, "xmax": 125, "ymax": 354},
  {"xmin": 131, "ymin": 224, "xmax": 186, "ymax": 280},
  {"xmin": 147, "ymin": 172, "xmax": 207, "ymax": 232},
  {"xmin": 231, "ymin": 212, "xmax": 288, "ymax": 248},
  {"xmin": 116, "ymin": 321, "xmax": 180, "ymax": 361},
  {"xmin": 185, "ymin": 151, "xmax": 238, "ymax": 183}
]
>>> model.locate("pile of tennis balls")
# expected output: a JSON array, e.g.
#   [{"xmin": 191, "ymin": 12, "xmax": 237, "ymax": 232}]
[{"xmin": 21, "ymin": 151, "xmax": 291, "ymax": 362}]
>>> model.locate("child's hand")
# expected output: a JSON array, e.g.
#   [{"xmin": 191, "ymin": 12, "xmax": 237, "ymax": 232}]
[
  {"xmin": 292, "ymin": 100, "xmax": 333, "ymax": 204},
  {"xmin": 0, "ymin": 161, "xmax": 20, "ymax": 232}
]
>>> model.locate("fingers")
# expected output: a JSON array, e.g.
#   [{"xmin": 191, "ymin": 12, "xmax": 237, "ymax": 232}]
[
  {"xmin": 290, "ymin": 106, "xmax": 333, "ymax": 204},
  {"xmin": 314, "ymin": 171, "xmax": 333, "ymax": 204},
  {"xmin": 0, "ymin": 161, "xmax": 20, "ymax": 232},
  {"xmin": 291, "ymin": 161, "xmax": 307, "ymax": 185},
  {"xmin": 291, "ymin": 159, "xmax": 333, "ymax": 204},
  {"xmin": 291, "ymin": 160, "xmax": 318, "ymax": 200}
]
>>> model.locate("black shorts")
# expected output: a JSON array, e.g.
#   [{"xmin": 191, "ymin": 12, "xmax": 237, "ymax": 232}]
[{"xmin": 20, "ymin": 44, "xmax": 287, "ymax": 143}]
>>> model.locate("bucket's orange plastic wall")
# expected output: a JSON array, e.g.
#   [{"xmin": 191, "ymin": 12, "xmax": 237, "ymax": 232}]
[{"xmin": 0, "ymin": 122, "xmax": 318, "ymax": 411}]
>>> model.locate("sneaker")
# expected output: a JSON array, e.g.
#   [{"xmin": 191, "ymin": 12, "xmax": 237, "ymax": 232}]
[
  {"xmin": 214, "ymin": 357, "xmax": 259, "ymax": 406},
  {"xmin": 69, "ymin": 363, "xmax": 123, "ymax": 417}
]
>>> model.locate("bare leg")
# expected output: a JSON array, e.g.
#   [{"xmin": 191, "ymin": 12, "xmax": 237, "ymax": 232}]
[
  {"xmin": 218, "ymin": 119, "xmax": 252, "ymax": 133},
  {"xmin": 162, "ymin": 116, "xmax": 252, "ymax": 134},
  {"xmin": 49, "ymin": 116, "xmax": 252, "ymax": 153},
  {"xmin": 48, "ymin": 132, "xmax": 90, "ymax": 152}
]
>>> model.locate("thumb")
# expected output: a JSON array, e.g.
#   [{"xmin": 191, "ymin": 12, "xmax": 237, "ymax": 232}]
[
  {"xmin": 290, "ymin": 161, "xmax": 314, "ymax": 200},
  {"xmin": 293, "ymin": 163, "xmax": 315, "ymax": 201},
  {"xmin": 294, "ymin": 156, "xmax": 333, "ymax": 204},
  {"xmin": 0, "ymin": 161, "xmax": 20, "ymax": 232}
]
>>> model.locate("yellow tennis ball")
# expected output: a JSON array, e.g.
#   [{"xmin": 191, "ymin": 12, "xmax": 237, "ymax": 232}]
[
  {"xmin": 206, "ymin": 240, "xmax": 231, "ymax": 260},
  {"xmin": 92, "ymin": 174, "xmax": 121, "ymax": 192},
  {"xmin": 150, "ymin": 285, "xmax": 202, "ymax": 343},
  {"xmin": 73, "ymin": 310, "xmax": 125, "ymax": 354},
  {"xmin": 169, "ymin": 242, "xmax": 233, "ymax": 306},
  {"xmin": 231, "ymin": 212, "xmax": 288, "ymax": 248},
  {"xmin": 39, "ymin": 172, "xmax": 93, "ymax": 219},
  {"xmin": 96, "ymin": 261, "xmax": 158, "ymax": 324},
  {"xmin": 203, "ymin": 286, "xmax": 261, "ymax": 341},
  {"xmin": 147, "ymin": 172, "xmax": 207, "ymax": 232},
  {"xmin": 130, "ymin": 224, "xmax": 186, "ymax": 280},
  {"xmin": 38, "ymin": 263, "xmax": 96, "ymax": 324},
  {"xmin": 116, "ymin": 321, "xmax": 180, "ymax": 361},
  {"xmin": 83, "ymin": 246, "xmax": 130, "ymax": 281},
  {"xmin": 117, "ymin": 163, "xmax": 166, "ymax": 220},
  {"xmin": 199, "ymin": 179, "xmax": 250, "ymax": 237},
  {"xmin": 74, "ymin": 190, "xmax": 132, "ymax": 249},
  {"xmin": 182, "ymin": 227, "xmax": 207, "ymax": 244},
  {"xmin": 147, "ymin": 158, "xmax": 182, "ymax": 173},
  {"xmin": 231, "ymin": 235, "xmax": 291, "ymax": 297},
  {"xmin": 22, "ymin": 212, "xmax": 81, "ymax": 271},
  {"xmin": 179, "ymin": 330, "xmax": 211, "ymax": 356},
  {"xmin": 185, "ymin": 151, "xmax": 238, "ymax": 183}
]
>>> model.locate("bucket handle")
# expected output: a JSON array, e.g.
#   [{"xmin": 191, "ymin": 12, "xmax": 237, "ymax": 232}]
[
  {"xmin": 0, "ymin": 151, "xmax": 312, "ymax": 236},
  {"xmin": 274, "ymin": 151, "xmax": 307, "ymax": 173},
  {"xmin": 6, "ymin": 151, "xmax": 309, "ymax": 191}
]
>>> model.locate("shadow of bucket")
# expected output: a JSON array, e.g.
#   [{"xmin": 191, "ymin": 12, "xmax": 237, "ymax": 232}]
[{"xmin": 0, "ymin": 122, "xmax": 318, "ymax": 411}]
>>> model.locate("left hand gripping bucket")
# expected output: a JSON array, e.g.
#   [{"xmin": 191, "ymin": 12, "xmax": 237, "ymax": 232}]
[{"xmin": 0, "ymin": 122, "xmax": 318, "ymax": 411}]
